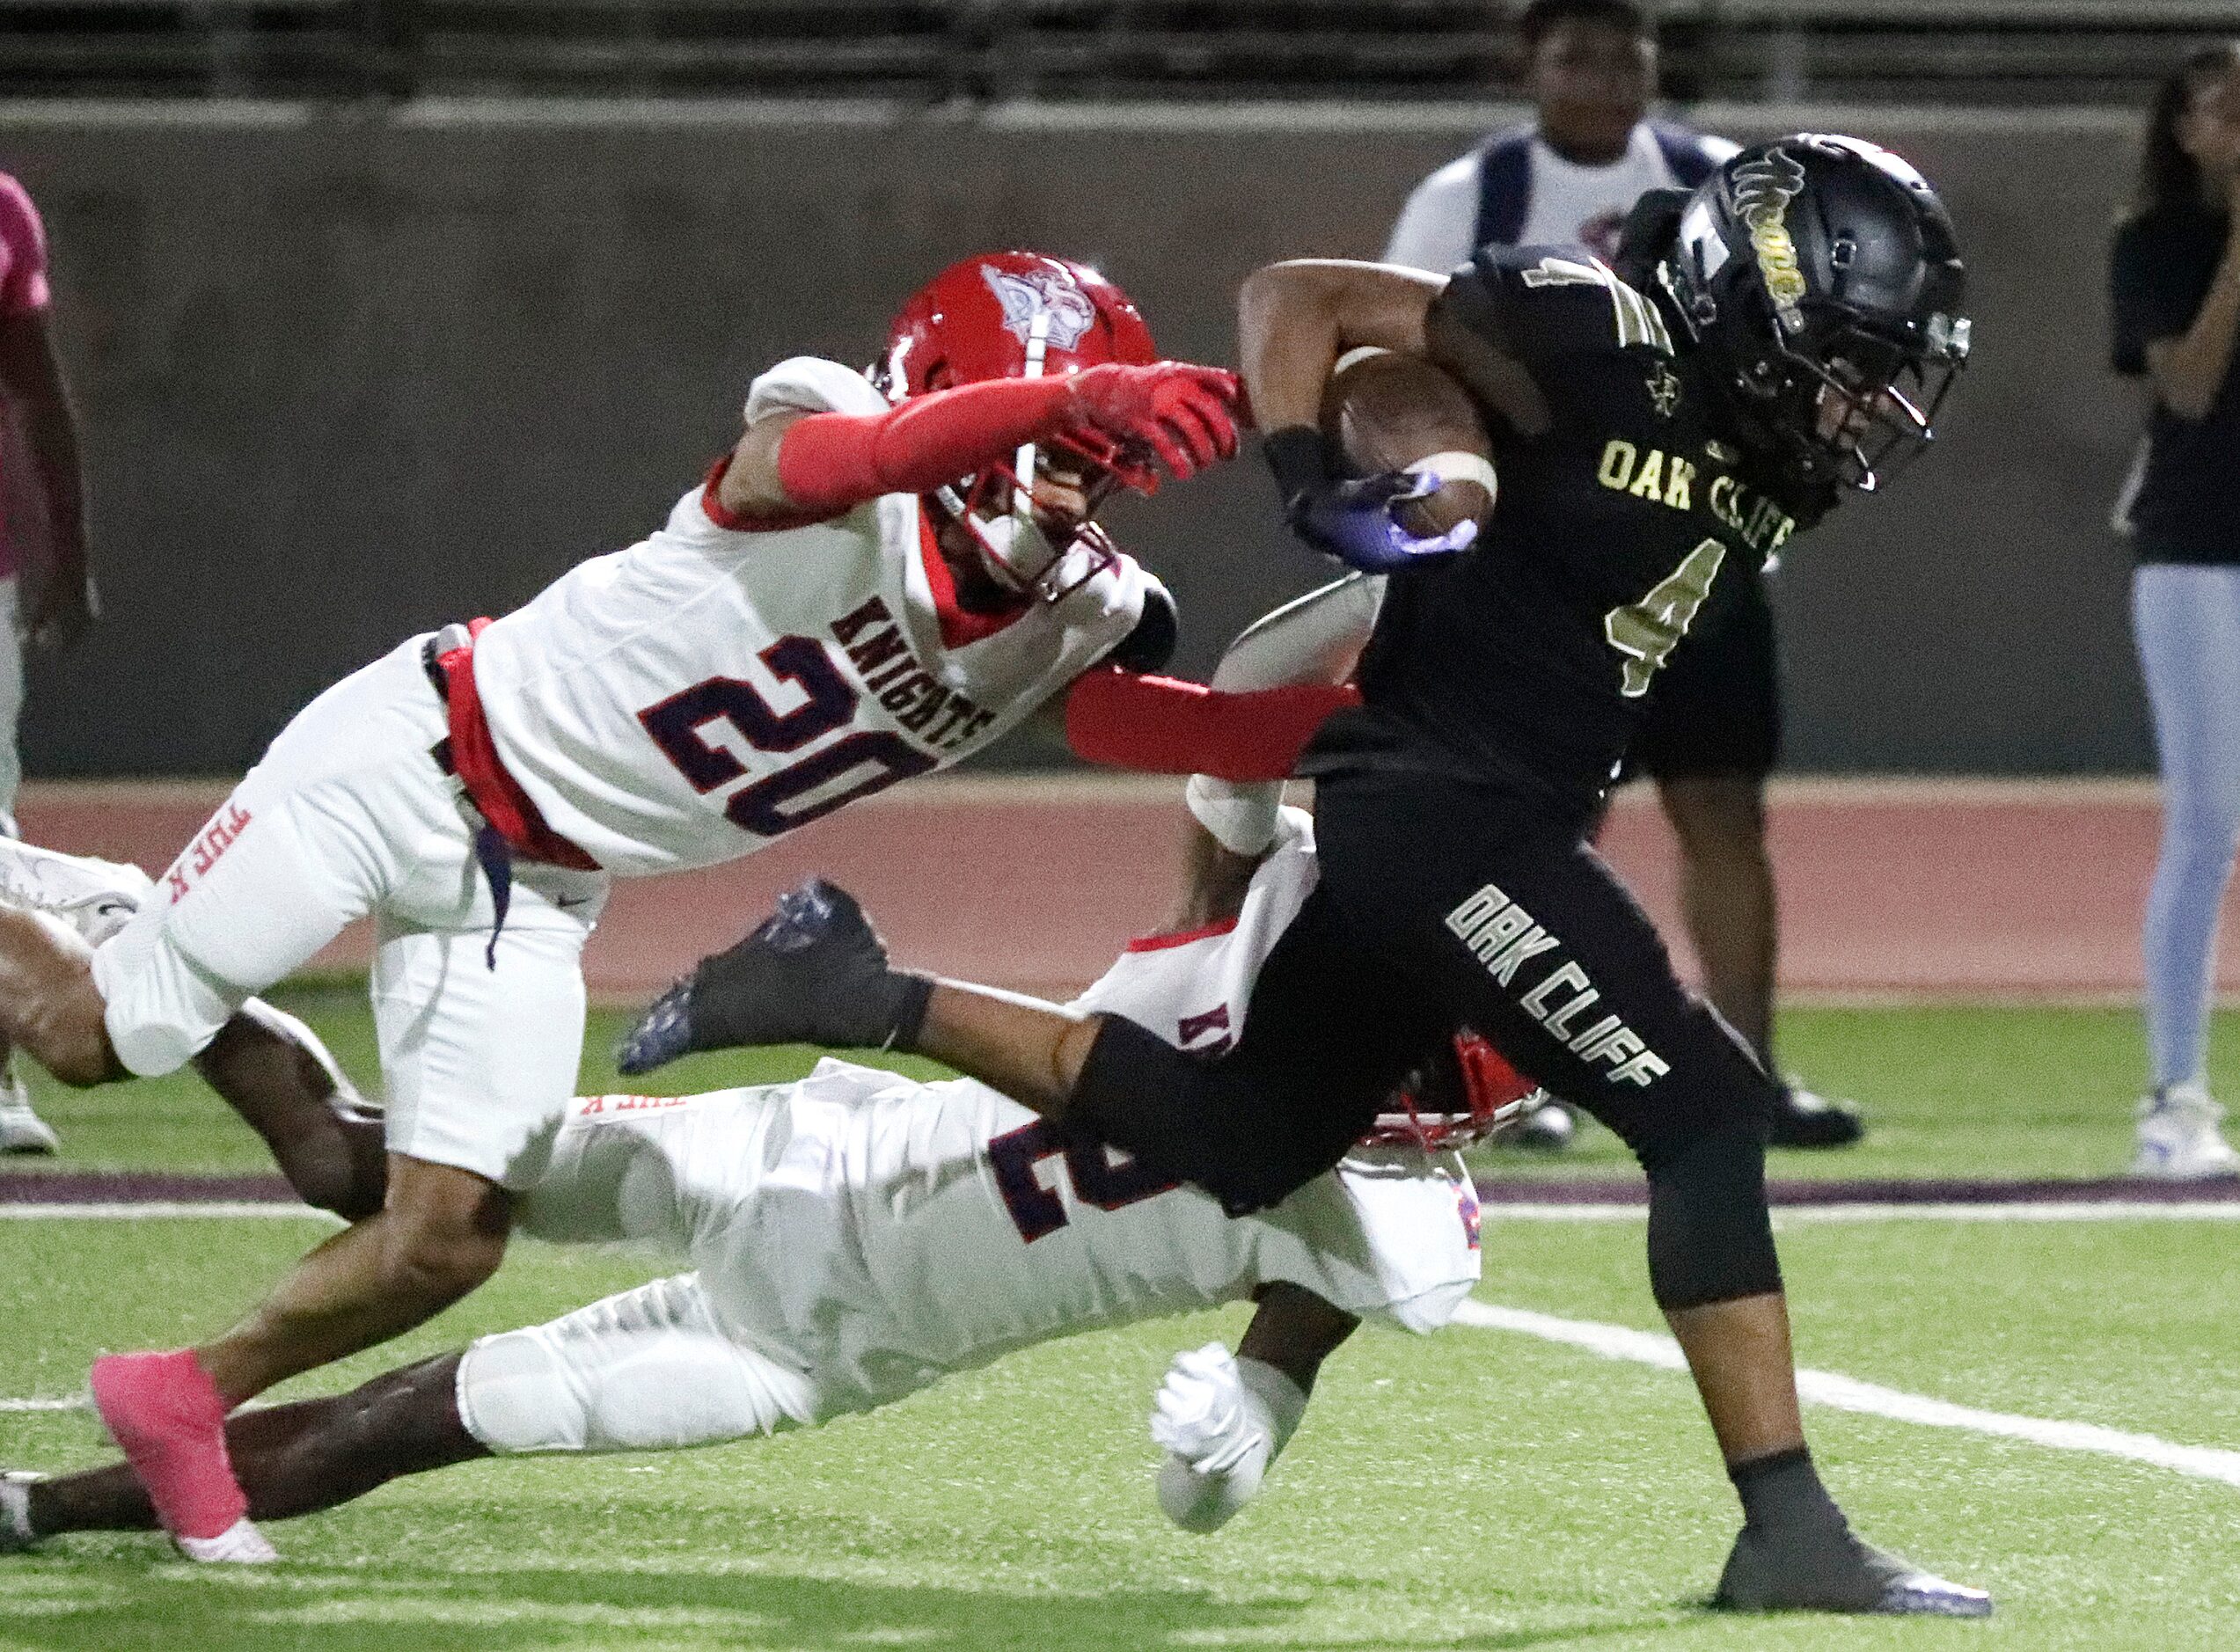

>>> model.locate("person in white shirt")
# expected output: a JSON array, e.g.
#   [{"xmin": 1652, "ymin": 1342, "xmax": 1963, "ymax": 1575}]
[
  {"xmin": 1384, "ymin": 0, "xmax": 1731, "ymax": 274},
  {"xmin": 1384, "ymin": 0, "xmax": 1861, "ymax": 1155},
  {"xmin": 1, "ymin": 808, "xmax": 1522, "ymax": 1559}
]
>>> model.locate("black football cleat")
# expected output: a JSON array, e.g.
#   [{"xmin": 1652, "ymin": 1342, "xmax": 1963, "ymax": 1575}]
[
  {"xmin": 1714, "ymin": 1525, "xmax": 1991, "ymax": 1618},
  {"xmin": 1765, "ymin": 1083, "xmax": 1865, "ymax": 1149},
  {"xmin": 616, "ymin": 879, "xmax": 930, "ymax": 1075}
]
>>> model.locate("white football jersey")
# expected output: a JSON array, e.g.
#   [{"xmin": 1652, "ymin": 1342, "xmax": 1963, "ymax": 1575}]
[
  {"xmin": 522, "ymin": 818, "xmax": 1482, "ymax": 1418},
  {"xmin": 471, "ymin": 356, "xmax": 1154, "ymax": 875}
]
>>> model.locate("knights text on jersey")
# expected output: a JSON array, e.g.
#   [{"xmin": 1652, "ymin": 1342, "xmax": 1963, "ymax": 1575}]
[
  {"xmin": 532, "ymin": 820, "xmax": 1481, "ymax": 1416},
  {"xmin": 469, "ymin": 356, "xmax": 1153, "ymax": 875},
  {"xmin": 1313, "ymin": 245, "xmax": 1824, "ymax": 807}
]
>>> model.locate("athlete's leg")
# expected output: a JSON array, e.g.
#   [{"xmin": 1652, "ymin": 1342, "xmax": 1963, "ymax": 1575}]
[
  {"xmin": 1657, "ymin": 773, "xmax": 1776, "ymax": 1060},
  {"xmin": 1303, "ymin": 773, "xmax": 1979, "ymax": 1608},
  {"xmin": 2134, "ymin": 564, "xmax": 2240, "ymax": 1090},
  {"xmin": 194, "ymin": 1154, "xmax": 511, "ymax": 1403},
  {"xmin": 457, "ymin": 1274, "xmax": 818, "ymax": 1454},
  {"xmin": 192, "ymin": 1002, "xmax": 387, "ymax": 1219},
  {"xmin": 26, "ymin": 1355, "xmax": 481, "ymax": 1537},
  {"xmin": 191, "ymin": 882, "xmax": 600, "ymax": 1404},
  {"xmin": 924, "ymin": 882, "xmax": 1444, "ymax": 1214}
]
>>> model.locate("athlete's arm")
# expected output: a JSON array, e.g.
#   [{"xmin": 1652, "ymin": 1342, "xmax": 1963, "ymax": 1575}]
[
  {"xmin": 0, "ymin": 309, "xmax": 92, "ymax": 651},
  {"xmin": 713, "ymin": 363, "xmax": 1243, "ymax": 526},
  {"xmin": 1152, "ymin": 1283, "xmax": 1357, "ymax": 1533},
  {"xmin": 1237, "ymin": 259, "xmax": 1443, "ymax": 431},
  {"xmin": 1063, "ymin": 668, "xmax": 1358, "ymax": 783},
  {"xmin": 1239, "ymin": 260, "xmax": 1524, "ymax": 571},
  {"xmin": 1187, "ymin": 573, "xmax": 1381, "ymax": 855}
]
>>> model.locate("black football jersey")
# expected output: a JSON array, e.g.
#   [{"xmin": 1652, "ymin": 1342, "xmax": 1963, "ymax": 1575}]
[{"xmin": 1309, "ymin": 245, "xmax": 1828, "ymax": 808}]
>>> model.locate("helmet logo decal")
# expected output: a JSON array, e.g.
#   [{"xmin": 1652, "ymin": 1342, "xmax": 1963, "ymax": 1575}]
[
  {"xmin": 981, "ymin": 263, "xmax": 1096, "ymax": 352},
  {"xmin": 1730, "ymin": 148, "xmax": 1811, "ymax": 333}
]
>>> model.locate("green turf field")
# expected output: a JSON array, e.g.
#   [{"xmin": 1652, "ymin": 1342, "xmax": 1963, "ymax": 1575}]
[{"xmin": 4, "ymin": 996, "xmax": 2237, "ymax": 1650}]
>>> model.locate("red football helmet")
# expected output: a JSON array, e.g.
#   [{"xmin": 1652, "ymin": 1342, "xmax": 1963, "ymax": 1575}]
[
  {"xmin": 874, "ymin": 251, "xmax": 1160, "ymax": 601},
  {"xmin": 1363, "ymin": 1031, "xmax": 1543, "ymax": 1152}
]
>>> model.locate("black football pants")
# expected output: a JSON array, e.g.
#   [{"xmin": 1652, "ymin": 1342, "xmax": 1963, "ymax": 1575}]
[{"xmin": 1069, "ymin": 769, "xmax": 1785, "ymax": 1311}]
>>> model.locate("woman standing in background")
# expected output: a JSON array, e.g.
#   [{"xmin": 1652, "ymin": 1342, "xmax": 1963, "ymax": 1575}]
[{"xmin": 2112, "ymin": 43, "xmax": 2240, "ymax": 1180}]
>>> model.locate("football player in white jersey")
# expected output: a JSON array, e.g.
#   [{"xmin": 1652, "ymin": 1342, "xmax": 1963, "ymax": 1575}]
[
  {"xmin": 1, "ymin": 809, "xmax": 1526, "ymax": 1560},
  {"xmin": 0, "ymin": 251, "xmax": 1242, "ymax": 1560}
]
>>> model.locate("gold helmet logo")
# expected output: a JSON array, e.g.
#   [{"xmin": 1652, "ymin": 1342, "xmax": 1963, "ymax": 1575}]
[{"xmin": 1729, "ymin": 149, "xmax": 1810, "ymax": 333}]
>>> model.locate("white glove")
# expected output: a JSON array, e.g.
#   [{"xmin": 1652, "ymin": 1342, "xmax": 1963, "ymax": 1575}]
[{"xmin": 1151, "ymin": 1343, "xmax": 1307, "ymax": 1533}]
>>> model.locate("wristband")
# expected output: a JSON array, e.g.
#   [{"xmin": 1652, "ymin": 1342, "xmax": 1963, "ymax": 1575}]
[
  {"xmin": 1263, "ymin": 425, "xmax": 1335, "ymax": 503},
  {"xmin": 1185, "ymin": 774, "xmax": 1283, "ymax": 858},
  {"xmin": 1234, "ymin": 1356, "xmax": 1309, "ymax": 1458}
]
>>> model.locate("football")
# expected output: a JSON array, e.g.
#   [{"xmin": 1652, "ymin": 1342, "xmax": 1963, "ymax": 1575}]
[{"xmin": 1317, "ymin": 347, "xmax": 1497, "ymax": 541}]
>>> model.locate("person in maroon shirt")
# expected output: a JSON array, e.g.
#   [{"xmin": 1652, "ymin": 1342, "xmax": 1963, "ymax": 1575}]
[{"xmin": 0, "ymin": 168, "xmax": 96, "ymax": 1155}]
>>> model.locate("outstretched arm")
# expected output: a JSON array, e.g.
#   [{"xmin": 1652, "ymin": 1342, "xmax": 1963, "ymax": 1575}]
[
  {"xmin": 1064, "ymin": 571, "xmax": 1384, "ymax": 791},
  {"xmin": 1153, "ymin": 1283, "xmax": 1359, "ymax": 1533},
  {"xmin": 713, "ymin": 362, "xmax": 1241, "ymax": 526}
]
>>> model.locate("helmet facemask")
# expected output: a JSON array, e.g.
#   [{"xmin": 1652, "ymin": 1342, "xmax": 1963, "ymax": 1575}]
[
  {"xmin": 1361, "ymin": 1032, "xmax": 1541, "ymax": 1152},
  {"xmin": 1729, "ymin": 305, "xmax": 1969, "ymax": 493}
]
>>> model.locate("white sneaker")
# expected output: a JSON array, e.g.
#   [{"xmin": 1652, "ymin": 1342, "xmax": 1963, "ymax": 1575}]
[
  {"xmin": 0, "ymin": 1065, "xmax": 56, "ymax": 1156},
  {"xmin": 0, "ymin": 1471, "xmax": 40, "ymax": 1553},
  {"xmin": 0, "ymin": 838, "xmax": 156, "ymax": 948},
  {"xmin": 2132, "ymin": 1083, "xmax": 2240, "ymax": 1181}
]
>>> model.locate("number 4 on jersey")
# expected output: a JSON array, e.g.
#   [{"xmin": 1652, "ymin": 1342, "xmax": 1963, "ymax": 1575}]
[{"xmin": 1603, "ymin": 537, "xmax": 1726, "ymax": 698}]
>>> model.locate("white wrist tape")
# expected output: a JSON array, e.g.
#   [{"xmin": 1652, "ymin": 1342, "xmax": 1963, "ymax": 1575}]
[
  {"xmin": 1186, "ymin": 774, "xmax": 1285, "ymax": 858},
  {"xmin": 1402, "ymin": 450, "xmax": 1500, "ymax": 500}
]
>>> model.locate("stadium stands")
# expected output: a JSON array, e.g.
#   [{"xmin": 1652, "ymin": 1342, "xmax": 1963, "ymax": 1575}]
[{"xmin": 0, "ymin": 0, "xmax": 2230, "ymax": 104}]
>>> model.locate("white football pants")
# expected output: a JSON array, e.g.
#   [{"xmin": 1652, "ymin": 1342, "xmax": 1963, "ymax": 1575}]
[{"xmin": 91, "ymin": 634, "xmax": 610, "ymax": 1188}]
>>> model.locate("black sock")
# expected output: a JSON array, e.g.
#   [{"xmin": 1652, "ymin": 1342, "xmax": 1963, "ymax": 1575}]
[{"xmin": 1728, "ymin": 1445, "xmax": 1847, "ymax": 1537}]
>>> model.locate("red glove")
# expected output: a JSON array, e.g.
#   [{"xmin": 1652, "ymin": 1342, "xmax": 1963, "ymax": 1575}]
[{"xmin": 1060, "ymin": 362, "xmax": 1244, "ymax": 488}]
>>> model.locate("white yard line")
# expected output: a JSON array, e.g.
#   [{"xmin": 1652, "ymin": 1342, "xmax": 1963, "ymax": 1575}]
[
  {"xmin": 0, "ymin": 1396, "xmax": 86, "ymax": 1413},
  {"xmin": 1482, "ymin": 1200, "xmax": 2240, "ymax": 1223},
  {"xmin": 1453, "ymin": 1301, "xmax": 2240, "ymax": 1488},
  {"xmin": 0, "ymin": 1202, "xmax": 339, "ymax": 1222}
]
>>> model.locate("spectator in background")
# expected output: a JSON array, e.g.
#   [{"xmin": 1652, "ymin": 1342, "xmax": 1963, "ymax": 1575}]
[
  {"xmin": 2111, "ymin": 43, "xmax": 2240, "ymax": 1181},
  {"xmin": 1382, "ymin": 0, "xmax": 1861, "ymax": 1151},
  {"xmin": 0, "ymin": 169, "xmax": 97, "ymax": 1155}
]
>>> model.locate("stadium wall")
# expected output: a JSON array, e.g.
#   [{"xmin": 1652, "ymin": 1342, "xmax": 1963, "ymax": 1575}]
[{"xmin": 0, "ymin": 100, "xmax": 2144, "ymax": 777}]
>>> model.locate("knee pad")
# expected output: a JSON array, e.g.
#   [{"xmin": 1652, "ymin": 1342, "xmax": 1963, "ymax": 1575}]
[
  {"xmin": 1643, "ymin": 1126, "xmax": 1782, "ymax": 1312},
  {"xmin": 457, "ymin": 1276, "xmax": 816, "ymax": 1455}
]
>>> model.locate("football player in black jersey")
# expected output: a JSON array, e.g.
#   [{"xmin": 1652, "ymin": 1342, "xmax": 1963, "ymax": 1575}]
[{"xmin": 619, "ymin": 135, "xmax": 1987, "ymax": 1616}]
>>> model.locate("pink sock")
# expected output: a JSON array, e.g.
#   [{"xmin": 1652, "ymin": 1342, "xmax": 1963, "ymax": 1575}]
[{"xmin": 90, "ymin": 1349, "xmax": 248, "ymax": 1542}]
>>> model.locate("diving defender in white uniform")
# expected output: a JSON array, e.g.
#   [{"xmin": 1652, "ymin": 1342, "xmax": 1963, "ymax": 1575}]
[
  {"xmin": 0, "ymin": 252, "xmax": 1241, "ymax": 1558},
  {"xmin": 2, "ymin": 811, "xmax": 1527, "ymax": 1556}
]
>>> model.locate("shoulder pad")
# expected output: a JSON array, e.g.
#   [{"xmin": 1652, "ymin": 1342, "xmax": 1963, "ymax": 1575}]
[
  {"xmin": 1449, "ymin": 245, "xmax": 1674, "ymax": 365},
  {"xmin": 743, "ymin": 355, "xmax": 889, "ymax": 425}
]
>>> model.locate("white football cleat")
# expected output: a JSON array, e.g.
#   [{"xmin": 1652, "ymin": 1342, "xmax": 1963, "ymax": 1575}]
[
  {"xmin": 0, "ymin": 1064, "xmax": 57, "ymax": 1156},
  {"xmin": 0, "ymin": 838, "xmax": 156, "ymax": 948},
  {"xmin": 0, "ymin": 1471, "xmax": 39, "ymax": 1553},
  {"xmin": 2132, "ymin": 1083, "xmax": 2240, "ymax": 1181},
  {"xmin": 174, "ymin": 1515, "xmax": 278, "ymax": 1565}
]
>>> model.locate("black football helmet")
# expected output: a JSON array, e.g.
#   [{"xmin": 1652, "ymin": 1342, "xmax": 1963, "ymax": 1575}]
[{"xmin": 1644, "ymin": 134, "xmax": 1971, "ymax": 493}]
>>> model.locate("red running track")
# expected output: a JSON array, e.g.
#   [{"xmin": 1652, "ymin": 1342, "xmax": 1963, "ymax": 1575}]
[{"xmin": 15, "ymin": 774, "xmax": 2204, "ymax": 1005}]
